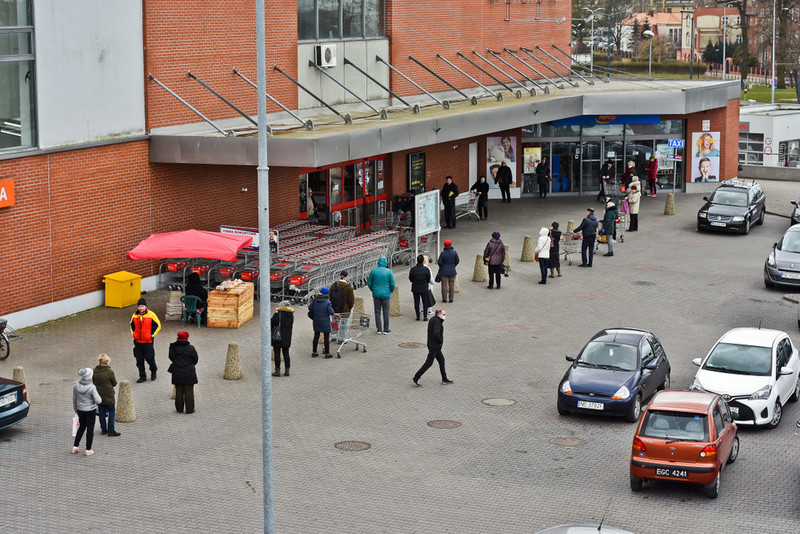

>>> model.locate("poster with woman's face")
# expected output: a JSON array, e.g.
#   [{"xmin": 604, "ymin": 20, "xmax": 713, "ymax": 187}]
[
  {"xmin": 487, "ymin": 136, "xmax": 516, "ymax": 189},
  {"xmin": 691, "ymin": 132, "xmax": 721, "ymax": 182}
]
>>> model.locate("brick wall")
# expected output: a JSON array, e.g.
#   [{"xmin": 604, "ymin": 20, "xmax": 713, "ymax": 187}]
[{"xmin": 681, "ymin": 98, "xmax": 740, "ymax": 182}]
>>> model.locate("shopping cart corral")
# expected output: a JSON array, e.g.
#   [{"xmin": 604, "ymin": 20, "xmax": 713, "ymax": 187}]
[{"xmin": 332, "ymin": 312, "xmax": 370, "ymax": 356}]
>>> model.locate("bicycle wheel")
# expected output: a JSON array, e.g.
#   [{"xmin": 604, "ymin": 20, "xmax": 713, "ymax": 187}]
[{"xmin": 0, "ymin": 334, "xmax": 9, "ymax": 360}]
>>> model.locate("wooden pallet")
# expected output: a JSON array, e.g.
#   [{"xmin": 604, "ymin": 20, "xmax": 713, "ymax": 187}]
[{"xmin": 207, "ymin": 282, "xmax": 255, "ymax": 328}]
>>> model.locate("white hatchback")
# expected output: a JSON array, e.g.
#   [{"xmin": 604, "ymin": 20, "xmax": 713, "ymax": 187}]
[{"xmin": 691, "ymin": 328, "xmax": 800, "ymax": 428}]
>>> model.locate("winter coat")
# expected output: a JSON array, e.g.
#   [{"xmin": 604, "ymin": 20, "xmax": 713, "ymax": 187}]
[
  {"xmin": 73, "ymin": 379, "xmax": 102, "ymax": 412},
  {"xmin": 409, "ymin": 264, "xmax": 432, "ymax": 294},
  {"xmin": 130, "ymin": 309, "xmax": 161, "ymax": 344},
  {"xmin": 602, "ymin": 204, "xmax": 619, "ymax": 234},
  {"xmin": 425, "ymin": 265, "xmax": 435, "ymax": 291},
  {"xmin": 437, "ymin": 246, "xmax": 460, "ymax": 276},
  {"xmin": 168, "ymin": 340, "xmax": 199, "ymax": 385},
  {"xmin": 627, "ymin": 190, "xmax": 641, "ymax": 215},
  {"xmin": 329, "ymin": 280, "xmax": 355, "ymax": 313},
  {"xmin": 622, "ymin": 166, "xmax": 636, "ymax": 185},
  {"xmin": 483, "ymin": 238, "xmax": 505, "ymax": 266},
  {"xmin": 367, "ymin": 257, "xmax": 396, "ymax": 299},
  {"xmin": 599, "ymin": 163, "xmax": 615, "ymax": 181},
  {"xmin": 573, "ymin": 214, "xmax": 598, "ymax": 237},
  {"xmin": 536, "ymin": 162, "xmax": 549, "ymax": 185},
  {"xmin": 185, "ymin": 273, "xmax": 208, "ymax": 303},
  {"xmin": 628, "ymin": 178, "xmax": 642, "ymax": 196},
  {"xmin": 470, "ymin": 179, "xmax": 489, "ymax": 197},
  {"xmin": 442, "ymin": 181, "xmax": 459, "ymax": 204},
  {"xmin": 427, "ymin": 315, "xmax": 445, "ymax": 352},
  {"xmin": 271, "ymin": 306, "xmax": 294, "ymax": 348},
  {"xmin": 646, "ymin": 160, "xmax": 658, "ymax": 180},
  {"xmin": 92, "ymin": 365, "xmax": 117, "ymax": 406},
  {"xmin": 308, "ymin": 296, "xmax": 334, "ymax": 333},
  {"xmin": 550, "ymin": 229, "xmax": 562, "ymax": 255},
  {"xmin": 534, "ymin": 227, "xmax": 551, "ymax": 260},
  {"xmin": 496, "ymin": 165, "xmax": 513, "ymax": 186}
]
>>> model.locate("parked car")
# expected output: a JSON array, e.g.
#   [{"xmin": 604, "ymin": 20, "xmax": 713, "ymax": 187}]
[
  {"xmin": 0, "ymin": 376, "xmax": 29, "ymax": 431},
  {"xmin": 791, "ymin": 199, "xmax": 800, "ymax": 226},
  {"xmin": 557, "ymin": 328, "xmax": 671, "ymax": 422},
  {"xmin": 690, "ymin": 328, "xmax": 800, "ymax": 428},
  {"xmin": 629, "ymin": 390, "xmax": 738, "ymax": 499},
  {"xmin": 764, "ymin": 224, "xmax": 800, "ymax": 289},
  {"xmin": 696, "ymin": 179, "xmax": 765, "ymax": 234}
]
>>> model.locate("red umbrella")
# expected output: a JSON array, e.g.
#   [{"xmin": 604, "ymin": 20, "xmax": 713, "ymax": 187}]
[{"xmin": 127, "ymin": 229, "xmax": 253, "ymax": 262}]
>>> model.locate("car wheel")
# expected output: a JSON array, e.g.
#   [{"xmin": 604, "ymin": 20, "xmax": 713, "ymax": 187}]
[
  {"xmin": 757, "ymin": 210, "xmax": 765, "ymax": 225},
  {"xmin": 727, "ymin": 436, "xmax": 739, "ymax": 464},
  {"xmin": 791, "ymin": 377, "xmax": 800, "ymax": 402},
  {"xmin": 625, "ymin": 394, "xmax": 642, "ymax": 422},
  {"xmin": 766, "ymin": 401, "xmax": 782, "ymax": 429},
  {"xmin": 658, "ymin": 371, "xmax": 671, "ymax": 391},
  {"xmin": 742, "ymin": 218, "xmax": 751, "ymax": 235},
  {"xmin": 764, "ymin": 277, "xmax": 775, "ymax": 288},
  {"xmin": 630, "ymin": 472, "xmax": 643, "ymax": 492},
  {"xmin": 704, "ymin": 471, "xmax": 720, "ymax": 499},
  {"xmin": 696, "ymin": 223, "xmax": 703, "ymax": 232},
  {"xmin": 557, "ymin": 404, "xmax": 570, "ymax": 416}
]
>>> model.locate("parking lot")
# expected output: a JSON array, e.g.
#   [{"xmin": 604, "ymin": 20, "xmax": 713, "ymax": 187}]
[{"xmin": 2, "ymin": 184, "xmax": 800, "ymax": 533}]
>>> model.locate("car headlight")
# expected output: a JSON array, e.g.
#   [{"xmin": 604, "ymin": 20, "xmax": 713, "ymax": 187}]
[
  {"xmin": 731, "ymin": 216, "xmax": 745, "ymax": 222},
  {"xmin": 749, "ymin": 384, "xmax": 772, "ymax": 400},
  {"xmin": 612, "ymin": 385, "xmax": 631, "ymax": 400},
  {"xmin": 698, "ymin": 211, "xmax": 707, "ymax": 219},
  {"xmin": 560, "ymin": 380, "xmax": 572, "ymax": 395},
  {"xmin": 767, "ymin": 254, "xmax": 776, "ymax": 267},
  {"xmin": 690, "ymin": 377, "xmax": 705, "ymax": 392}
]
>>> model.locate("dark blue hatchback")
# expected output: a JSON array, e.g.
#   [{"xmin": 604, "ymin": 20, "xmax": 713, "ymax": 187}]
[
  {"xmin": 557, "ymin": 329, "xmax": 671, "ymax": 422},
  {"xmin": 0, "ymin": 377, "xmax": 29, "ymax": 431}
]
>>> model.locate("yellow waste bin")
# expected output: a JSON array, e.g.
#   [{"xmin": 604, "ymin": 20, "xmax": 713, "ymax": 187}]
[{"xmin": 103, "ymin": 271, "xmax": 142, "ymax": 308}]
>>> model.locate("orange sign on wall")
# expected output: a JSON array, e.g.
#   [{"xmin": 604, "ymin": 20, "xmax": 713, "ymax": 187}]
[{"xmin": 0, "ymin": 178, "xmax": 15, "ymax": 207}]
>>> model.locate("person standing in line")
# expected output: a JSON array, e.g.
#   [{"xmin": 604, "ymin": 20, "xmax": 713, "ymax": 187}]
[
  {"xmin": 536, "ymin": 156, "xmax": 550, "ymax": 199},
  {"xmin": 496, "ymin": 161, "xmax": 513, "ymax": 203},
  {"xmin": 621, "ymin": 160, "xmax": 636, "ymax": 187},
  {"xmin": 168, "ymin": 331, "xmax": 199, "ymax": 414},
  {"xmin": 93, "ymin": 354, "xmax": 120, "ymax": 437},
  {"xmin": 442, "ymin": 175, "xmax": 459, "ymax": 229},
  {"xmin": 423, "ymin": 255, "xmax": 436, "ymax": 318},
  {"xmin": 271, "ymin": 300, "xmax": 294, "ymax": 376},
  {"xmin": 645, "ymin": 156, "xmax": 658, "ymax": 197},
  {"xmin": 602, "ymin": 199, "xmax": 619, "ymax": 257},
  {"xmin": 412, "ymin": 308, "xmax": 453, "ymax": 386},
  {"xmin": 548, "ymin": 222, "xmax": 563, "ymax": 278},
  {"xmin": 534, "ymin": 227, "xmax": 552, "ymax": 284},
  {"xmin": 598, "ymin": 159, "xmax": 614, "ymax": 202},
  {"xmin": 483, "ymin": 231, "xmax": 506, "ymax": 290},
  {"xmin": 470, "ymin": 175, "xmax": 489, "ymax": 220},
  {"xmin": 437, "ymin": 239, "xmax": 459, "ymax": 303},
  {"xmin": 130, "ymin": 297, "xmax": 161, "ymax": 383},
  {"xmin": 572, "ymin": 207, "xmax": 598, "ymax": 267},
  {"xmin": 329, "ymin": 270, "xmax": 354, "ymax": 314},
  {"xmin": 409, "ymin": 255, "xmax": 432, "ymax": 321},
  {"xmin": 72, "ymin": 367, "xmax": 102, "ymax": 456},
  {"xmin": 367, "ymin": 257, "xmax": 396, "ymax": 334},
  {"xmin": 309, "ymin": 287, "xmax": 336, "ymax": 355},
  {"xmin": 627, "ymin": 184, "xmax": 641, "ymax": 232}
]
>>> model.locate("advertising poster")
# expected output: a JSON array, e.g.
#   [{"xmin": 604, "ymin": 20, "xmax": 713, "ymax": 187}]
[
  {"xmin": 523, "ymin": 147, "xmax": 541, "ymax": 174},
  {"xmin": 415, "ymin": 190, "xmax": 440, "ymax": 236},
  {"xmin": 487, "ymin": 135, "xmax": 516, "ymax": 189},
  {"xmin": 691, "ymin": 131, "xmax": 721, "ymax": 182},
  {"xmin": 656, "ymin": 144, "xmax": 675, "ymax": 171},
  {"xmin": 408, "ymin": 152, "xmax": 426, "ymax": 193}
]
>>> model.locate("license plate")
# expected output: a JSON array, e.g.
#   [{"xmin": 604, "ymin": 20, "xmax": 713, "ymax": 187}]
[
  {"xmin": 729, "ymin": 406, "xmax": 739, "ymax": 417},
  {"xmin": 655, "ymin": 467, "xmax": 688, "ymax": 479},
  {"xmin": 781, "ymin": 272, "xmax": 800, "ymax": 280},
  {"xmin": 0, "ymin": 392, "xmax": 17, "ymax": 408},
  {"xmin": 710, "ymin": 222, "xmax": 726, "ymax": 227},
  {"xmin": 577, "ymin": 400, "xmax": 604, "ymax": 410}
]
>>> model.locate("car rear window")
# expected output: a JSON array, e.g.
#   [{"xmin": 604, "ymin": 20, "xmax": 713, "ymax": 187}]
[
  {"xmin": 703, "ymin": 343, "xmax": 772, "ymax": 376},
  {"xmin": 640, "ymin": 410, "xmax": 709, "ymax": 442}
]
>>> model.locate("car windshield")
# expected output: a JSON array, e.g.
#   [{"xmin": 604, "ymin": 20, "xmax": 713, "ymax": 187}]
[
  {"xmin": 577, "ymin": 342, "xmax": 638, "ymax": 371},
  {"xmin": 702, "ymin": 343, "xmax": 772, "ymax": 376},
  {"xmin": 640, "ymin": 410, "xmax": 709, "ymax": 442},
  {"xmin": 779, "ymin": 231, "xmax": 800, "ymax": 253},
  {"xmin": 709, "ymin": 189, "xmax": 747, "ymax": 207}
]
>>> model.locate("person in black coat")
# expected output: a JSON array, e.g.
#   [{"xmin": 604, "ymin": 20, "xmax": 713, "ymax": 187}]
[
  {"xmin": 441, "ymin": 176, "xmax": 459, "ymax": 229},
  {"xmin": 185, "ymin": 272, "xmax": 208, "ymax": 324},
  {"xmin": 271, "ymin": 300, "xmax": 295, "ymax": 377},
  {"xmin": 598, "ymin": 159, "xmax": 614, "ymax": 202},
  {"xmin": 496, "ymin": 161, "xmax": 513, "ymax": 203},
  {"xmin": 470, "ymin": 175, "xmax": 489, "ymax": 220},
  {"xmin": 536, "ymin": 156, "xmax": 549, "ymax": 199},
  {"xmin": 412, "ymin": 308, "xmax": 452, "ymax": 386},
  {"xmin": 168, "ymin": 331, "xmax": 199, "ymax": 414},
  {"xmin": 572, "ymin": 207, "xmax": 598, "ymax": 268},
  {"xmin": 409, "ymin": 255, "xmax": 432, "ymax": 321}
]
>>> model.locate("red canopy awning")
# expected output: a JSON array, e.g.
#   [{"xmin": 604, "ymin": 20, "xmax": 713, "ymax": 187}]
[{"xmin": 126, "ymin": 229, "xmax": 253, "ymax": 262}]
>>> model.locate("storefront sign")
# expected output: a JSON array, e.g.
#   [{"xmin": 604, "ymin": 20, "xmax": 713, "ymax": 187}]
[
  {"xmin": 739, "ymin": 121, "xmax": 750, "ymax": 132},
  {"xmin": 0, "ymin": 178, "xmax": 14, "ymax": 208},
  {"xmin": 667, "ymin": 139, "xmax": 685, "ymax": 148},
  {"xmin": 408, "ymin": 152, "xmax": 426, "ymax": 193},
  {"xmin": 552, "ymin": 115, "xmax": 660, "ymax": 126},
  {"xmin": 220, "ymin": 225, "xmax": 259, "ymax": 249},
  {"xmin": 702, "ymin": 120, "xmax": 710, "ymax": 131}
]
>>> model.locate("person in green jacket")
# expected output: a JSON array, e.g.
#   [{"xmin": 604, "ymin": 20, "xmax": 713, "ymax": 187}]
[
  {"xmin": 602, "ymin": 198, "xmax": 618, "ymax": 257},
  {"xmin": 367, "ymin": 257, "xmax": 396, "ymax": 334},
  {"xmin": 93, "ymin": 354, "xmax": 120, "ymax": 437}
]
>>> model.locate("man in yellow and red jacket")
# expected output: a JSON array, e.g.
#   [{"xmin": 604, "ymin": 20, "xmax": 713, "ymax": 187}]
[{"xmin": 130, "ymin": 297, "xmax": 162, "ymax": 383}]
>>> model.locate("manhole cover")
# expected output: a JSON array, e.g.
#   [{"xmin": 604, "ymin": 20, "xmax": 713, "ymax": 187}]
[
  {"xmin": 550, "ymin": 437, "xmax": 585, "ymax": 447},
  {"xmin": 398, "ymin": 342, "xmax": 427, "ymax": 349},
  {"xmin": 482, "ymin": 398, "xmax": 516, "ymax": 406},
  {"xmin": 633, "ymin": 281, "xmax": 656, "ymax": 286},
  {"xmin": 427, "ymin": 420, "xmax": 462, "ymax": 429},
  {"xmin": 334, "ymin": 441, "xmax": 371, "ymax": 451}
]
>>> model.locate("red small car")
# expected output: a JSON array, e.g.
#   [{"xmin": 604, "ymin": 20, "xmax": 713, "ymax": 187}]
[{"xmin": 629, "ymin": 390, "xmax": 739, "ymax": 498}]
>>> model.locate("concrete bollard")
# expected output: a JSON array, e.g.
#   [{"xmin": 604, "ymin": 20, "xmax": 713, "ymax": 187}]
[
  {"xmin": 472, "ymin": 254, "xmax": 488, "ymax": 282},
  {"xmin": 521, "ymin": 235, "xmax": 534, "ymax": 262},
  {"xmin": 171, "ymin": 385, "xmax": 176, "ymax": 400},
  {"xmin": 389, "ymin": 286, "xmax": 402, "ymax": 316},
  {"xmin": 454, "ymin": 274, "xmax": 460, "ymax": 293},
  {"xmin": 224, "ymin": 342, "xmax": 243, "ymax": 380},
  {"xmin": 12, "ymin": 366, "xmax": 25, "ymax": 386},
  {"xmin": 565, "ymin": 219, "xmax": 576, "ymax": 234},
  {"xmin": 503, "ymin": 244, "xmax": 511, "ymax": 273},
  {"xmin": 116, "ymin": 380, "xmax": 136, "ymax": 423},
  {"xmin": 664, "ymin": 193, "xmax": 675, "ymax": 215},
  {"xmin": 352, "ymin": 296, "xmax": 365, "ymax": 316}
]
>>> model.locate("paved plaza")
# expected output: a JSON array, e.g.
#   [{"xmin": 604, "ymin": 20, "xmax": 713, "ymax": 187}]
[{"xmin": 2, "ymin": 182, "xmax": 800, "ymax": 533}]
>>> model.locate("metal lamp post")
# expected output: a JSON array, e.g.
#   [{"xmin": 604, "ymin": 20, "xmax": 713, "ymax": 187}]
[
  {"xmin": 772, "ymin": 0, "xmax": 777, "ymax": 104},
  {"xmin": 583, "ymin": 8, "xmax": 603, "ymax": 76},
  {"xmin": 643, "ymin": 30, "xmax": 654, "ymax": 79}
]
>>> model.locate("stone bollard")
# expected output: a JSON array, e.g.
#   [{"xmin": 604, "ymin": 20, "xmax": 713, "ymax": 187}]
[
  {"xmin": 472, "ymin": 254, "xmax": 488, "ymax": 282},
  {"xmin": 664, "ymin": 193, "xmax": 675, "ymax": 215},
  {"xmin": 224, "ymin": 342, "xmax": 243, "ymax": 380},
  {"xmin": 352, "ymin": 296, "xmax": 365, "ymax": 316},
  {"xmin": 503, "ymin": 244, "xmax": 511, "ymax": 273},
  {"xmin": 116, "ymin": 380, "xmax": 136, "ymax": 423},
  {"xmin": 389, "ymin": 286, "xmax": 402, "ymax": 317},
  {"xmin": 521, "ymin": 235, "xmax": 534, "ymax": 262},
  {"xmin": 565, "ymin": 219, "xmax": 576, "ymax": 234},
  {"xmin": 454, "ymin": 274, "xmax": 460, "ymax": 293},
  {"xmin": 171, "ymin": 385, "xmax": 176, "ymax": 400},
  {"xmin": 12, "ymin": 366, "xmax": 25, "ymax": 386}
]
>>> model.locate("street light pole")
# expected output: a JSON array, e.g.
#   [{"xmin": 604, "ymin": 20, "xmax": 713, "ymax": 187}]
[
  {"xmin": 772, "ymin": 0, "xmax": 777, "ymax": 104},
  {"xmin": 690, "ymin": 12, "xmax": 694, "ymax": 79},
  {"xmin": 643, "ymin": 30, "xmax": 655, "ymax": 79},
  {"xmin": 583, "ymin": 8, "xmax": 602, "ymax": 77},
  {"xmin": 722, "ymin": 3, "xmax": 727, "ymax": 80}
]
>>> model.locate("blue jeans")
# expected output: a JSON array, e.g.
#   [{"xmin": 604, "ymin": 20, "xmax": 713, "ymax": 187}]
[
  {"xmin": 97, "ymin": 404, "xmax": 115, "ymax": 433},
  {"xmin": 538, "ymin": 257, "xmax": 549, "ymax": 282},
  {"xmin": 373, "ymin": 298, "xmax": 390, "ymax": 332}
]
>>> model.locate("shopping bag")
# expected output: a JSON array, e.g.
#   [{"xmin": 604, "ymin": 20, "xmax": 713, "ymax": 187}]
[{"xmin": 71, "ymin": 414, "xmax": 79, "ymax": 437}]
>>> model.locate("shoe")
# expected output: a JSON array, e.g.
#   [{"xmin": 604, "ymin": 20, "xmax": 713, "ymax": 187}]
[
  {"xmin": 107, "ymin": 431, "xmax": 121, "ymax": 437},
  {"xmin": 441, "ymin": 379, "xmax": 454, "ymax": 385},
  {"xmin": 284, "ymin": 370, "xmax": 290, "ymax": 377},
  {"xmin": 376, "ymin": 330, "xmax": 384, "ymax": 335},
  {"xmin": 423, "ymin": 318, "xmax": 428, "ymax": 321},
  {"xmin": 578, "ymin": 264, "xmax": 588, "ymax": 268},
  {"xmin": 538, "ymin": 281, "xmax": 546, "ymax": 284},
  {"xmin": 383, "ymin": 330, "xmax": 391, "ymax": 335},
  {"xmin": 272, "ymin": 371, "xmax": 281, "ymax": 377},
  {"xmin": 557, "ymin": 274, "xmax": 563, "ymax": 277},
  {"xmin": 324, "ymin": 354, "xmax": 333, "ymax": 359},
  {"xmin": 136, "ymin": 376, "xmax": 147, "ymax": 383},
  {"xmin": 85, "ymin": 450, "xmax": 95, "ymax": 456},
  {"xmin": 72, "ymin": 447, "xmax": 79, "ymax": 454},
  {"xmin": 487, "ymin": 286, "xmax": 493, "ymax": 289},
  {"xmin": 412, "ymin": 378, "xmax": 420, "ymax": 387},
  {"xmin": 312, "ymin": 352, "xmax": 319, "ymax": 357},
  {"xmin": 151, "ymin": 371, "xmax": 157, "ymax": 381},
  {"xmin": 101, "ymin": 430, "xmax": 107, "ymax": 435},
  {"xmin": 603, "ymin": 252, "xmax": 614, "ymax": 257},
  {"xmin": 416, "ymin": 317, "xmax": 420, "ymax": 321},
  {"xmin": 548, "ymin": 275, "xmax": 554, "ymax": 278}
]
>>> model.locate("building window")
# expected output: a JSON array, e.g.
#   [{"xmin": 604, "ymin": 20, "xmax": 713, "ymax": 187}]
[
  {"xmin": 668, "ymin": 28, "xmax": 680, "ymax": 45},
  {"xmin": 298, "ymin": 0, "xmax": 384, "ymax": 41},
  {"xmin": 0, "ymin": 0, "xmax": 36, "ymax": 152},
  {"xmin": 739, "ymin": 133, "xmax": 764, "ymax": 165}
]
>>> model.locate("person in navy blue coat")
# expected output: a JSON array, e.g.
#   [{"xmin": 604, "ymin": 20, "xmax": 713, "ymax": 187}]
[
  {"xmin": 437, "ymin": 240, "xmax": 460, "ymax": 303},
  {"xmin": 308, "ymin": 287, "xmax": 335, "ymax": 358}
]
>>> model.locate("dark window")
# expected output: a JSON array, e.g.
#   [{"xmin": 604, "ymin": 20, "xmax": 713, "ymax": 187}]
[
  {"xmin": 712, "ymin": 407, "xmax": 725, "ymax": 437},
  {"xmin": 297, "ymin": 0, "xmax": 316, "ymax": 41},
  {"xmin": 299, "ymin": 0, "xmax": 384, "ymax": 41},
  {"xmin": 641, "ymin": 340, "xmax": 656, "ymax": 367}
]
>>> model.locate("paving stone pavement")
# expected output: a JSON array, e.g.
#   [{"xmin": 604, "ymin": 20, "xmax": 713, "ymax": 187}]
[{"xmin": 3, "ymin": 184, "xmax": 800, "ymax": 533}]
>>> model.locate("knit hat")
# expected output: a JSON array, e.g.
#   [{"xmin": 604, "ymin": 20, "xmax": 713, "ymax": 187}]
[
  {"xmin": 320, "ymin": 287, "xmax": 330, "ymax": 295},
  {"xmin": 444, "ymin": 240, "xmax": 452, "ymax": 246},
  {"xmin": 492, "ymin": 231, "xmax": 501, "ymax": 239},
  {"xmin": 137, "ymin": 297, "xmax": 147, "ymax": 306},
  {"xmin": 177, "ymin": 331, "xmax": 190, "ymax": 341},
  {"xmin": 78, "ymin": 368, "xmax": 93, "ymax": 380}
]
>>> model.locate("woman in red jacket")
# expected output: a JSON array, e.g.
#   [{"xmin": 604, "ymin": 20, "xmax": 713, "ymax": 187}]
[{"xmin": 645, "ymin": 156, "xmax": 658, "ymax": 197}]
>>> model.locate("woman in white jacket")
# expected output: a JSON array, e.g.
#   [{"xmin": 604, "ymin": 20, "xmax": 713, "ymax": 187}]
[
  {"xmin": 627, "ymin": 182, "xmax": 641, "ymax": 232},
  {"xmin": 534, "ymin": 227, "xmax": 551, "ymax": 285}
]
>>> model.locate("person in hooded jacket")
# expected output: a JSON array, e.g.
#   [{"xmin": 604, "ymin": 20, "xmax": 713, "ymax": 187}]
[
  {"xmin": 130, "ymin": 297, "xmax": 161, "ymax": 383},
  {"xmin": 73, "ymin": 367, "xmax": 102, "ymax": 456},
  {"xmin": 437, "ymin": 240, "xmax": 460, "ymax": 303},
  {"xmin": 168, "ymin": 331, "xmax": 199, "ymax": 414},
  {"xmin": 626, "ymin": 183, "xmax": 641, "ymax": 232},
  {"xmin": 309, "ymin": 287, "xmax": 335, "ymax": 356},
  {"xmin": 483, "ymin": 231, "xmax": 506, "ymax": 289},
  {"xmin": 409, "ymin": 255, "xmax": 432, "ymax": 321},
  {"xmin": 534, "ymin": 227, "xmax": 552, "ymax": 284},
  {"xmin": 602, "ymin": 199, "xmax": 619, "ymax": 257},
  {"xmin": 271, "ymin": 300, "xmax": 294, "ymax": 376},
  {"xmin": 572, "ymin": 207, "xmax": 598, "ymax": 267},
  {"xmin": 470, "ymin": 175, "xmax": 489, "ymax": 220},
  {"xmin": 184, "ymin": 272, "xmax": 208, "ymax": 324},
  {"xmin": 367, "ymin": 257, "xmax": 396, "ymax": 334},
  {"xmin": 93, "ymin": 354, "xmax": 120, "ymax": 436}
]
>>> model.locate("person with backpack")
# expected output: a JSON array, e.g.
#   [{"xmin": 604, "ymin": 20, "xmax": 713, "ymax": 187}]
[
  {"xmin": 308, "ymin": 288, "xmax": 335, "ymax": 358},
  {"xmin": 329, "ymin": 270, "xmax": 354, "ymax": 314}
]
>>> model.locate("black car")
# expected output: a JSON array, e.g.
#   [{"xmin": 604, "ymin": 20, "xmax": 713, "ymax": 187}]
[
  {"xmin": 0, "ymin": 377, "xmax": 29, "ymax": 431},
  {"xmin": 697, "ymin": 180, "xmax": 766, "ymax": 234}
]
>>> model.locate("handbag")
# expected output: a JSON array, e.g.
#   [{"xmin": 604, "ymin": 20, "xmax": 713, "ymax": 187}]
[
  {"xmin": 427, "ymin": 289, "xmax": 436, "ymax": 306},
  {"xmin": 271, "ymin": 313, "xmax": 282, "ymax": 342},
  {"xmin": 72, "ymin": 414, "xmax": 79, "ymax": 437},
  {"xmin": 534, "ymin": 252, "xmax": 539, "ymax": 262},
  {"xmin": 435, "ymin": 271, "xmax": 441, "ymax": 283}
]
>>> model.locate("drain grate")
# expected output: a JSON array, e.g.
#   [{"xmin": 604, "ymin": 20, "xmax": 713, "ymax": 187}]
[
  {"xmin": 550, "ymin": 437, "xmax": 585, "ymax": 447},
  {"xmin": 334, "ymin": 441, "xmax": 371, "ymax": 451},
  {"xmin": 427, "ymin": 420, "xmax": 462, "ymax": 429},
  {"xmin": 398, "ymin": 342, "xmax": 427, "ymax": 349},
  {"xmin": 482, "ymin": 398, "xmax": 516, "ymax": 406}
]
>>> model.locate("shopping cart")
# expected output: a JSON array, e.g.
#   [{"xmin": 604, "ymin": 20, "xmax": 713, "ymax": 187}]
[
  {"xmin": 454, "ymin": 192, "xmax": 478, "ymax": 221},
  {"xmin": 560, "ymin": 233, "xmax": 582, "ymax": 266},
  {"xmin": 595, "ymin": 216, "xmax": 625, "ymax": 251},
  {"xmin": 331, "ymin": 311, "xmax": 370, "ymax": 356},
  {"xmin": 604, "ymin": 179, "xmax": 625, "ymax": 201}
]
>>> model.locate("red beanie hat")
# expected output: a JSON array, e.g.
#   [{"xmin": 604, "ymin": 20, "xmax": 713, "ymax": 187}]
[{"xmin": 177, "ymin": 331, "xmax": 189, "ymax": 341}]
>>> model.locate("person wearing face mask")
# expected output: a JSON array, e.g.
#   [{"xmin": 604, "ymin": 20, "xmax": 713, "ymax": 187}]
[
  {"xmin": 412, "ymin": 308, "xmax": 453, "ymax": 386},
  {"xmin": 470, "ymin": 174, "xmax": 489, "ymax": 220}
]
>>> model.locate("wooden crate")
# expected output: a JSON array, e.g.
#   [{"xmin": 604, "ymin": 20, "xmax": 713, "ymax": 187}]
[{"xmin": 207, "ymin": 282, "xmax": 255, "ymax": 328}]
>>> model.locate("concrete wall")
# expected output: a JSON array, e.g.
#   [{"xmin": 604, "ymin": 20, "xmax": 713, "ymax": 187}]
[{"xmin": 740, "ymin": 164, "xmax": 800, "ymax": 181}]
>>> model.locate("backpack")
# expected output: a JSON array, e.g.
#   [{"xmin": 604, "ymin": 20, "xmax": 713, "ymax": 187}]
[{"xmin": 329, "ymin": 283, "xmax": 345, "ymax": 313}]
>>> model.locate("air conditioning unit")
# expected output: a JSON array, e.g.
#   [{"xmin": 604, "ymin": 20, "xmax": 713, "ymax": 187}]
[{"xmin": 315, "ymin": 44, "xmax": 337, "ymax": 68}]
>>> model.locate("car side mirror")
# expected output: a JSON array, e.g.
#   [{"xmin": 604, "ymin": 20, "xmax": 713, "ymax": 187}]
[
  {"xmin": 692, "ymin": 357, "xmax": 702, "ymax": 366},
  {"xmin": 792, "ymin": 200, "xmax": 798, "ymax": 206},
  {"xmin": 566, "ymin": 355, "xmax": 575, "ymax": 362},
  {"xmin": 780, "ymin": 367, "xmax": 794, "ymax": 376},
  {"xmin": 644, "ymin": 364, "xmax": 656, "ymax": 370},
  {"xmin": 703, "ymin": 196, "xmax": 709, "ymax": 201}
]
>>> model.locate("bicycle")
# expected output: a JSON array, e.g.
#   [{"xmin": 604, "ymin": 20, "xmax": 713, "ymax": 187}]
[{"xmin": 0, "ymin": 318, "xmax": 22, "ymax": 360}]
